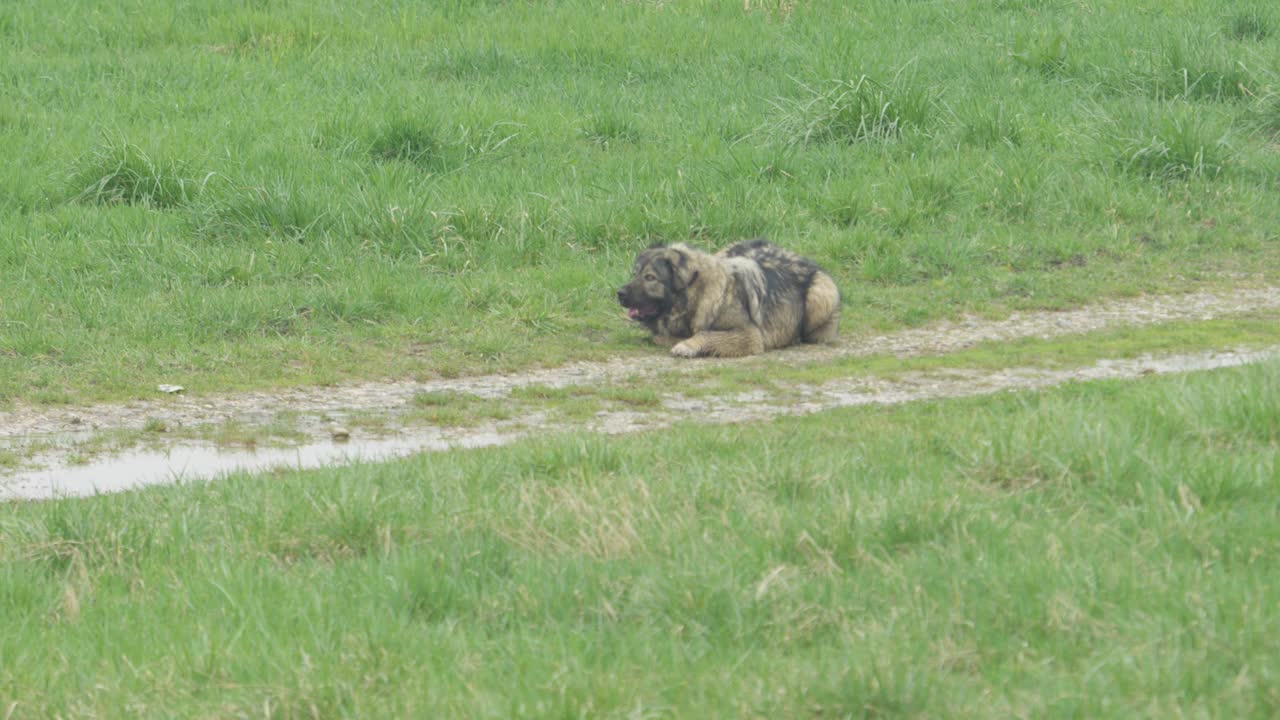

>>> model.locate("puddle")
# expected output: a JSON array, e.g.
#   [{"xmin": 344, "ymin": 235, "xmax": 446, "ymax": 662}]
[
  {"xmin": 0, "ymin": 429, "xmax": 522, "ymax": 501},
  {"xmin": 3, "ymin": 346, "xmax": 1275, "ymax": 502}
]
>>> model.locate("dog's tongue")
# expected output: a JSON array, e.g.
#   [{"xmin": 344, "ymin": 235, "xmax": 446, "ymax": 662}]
[{"xmin": 627, "ymin": 308, "xmax": 642, "ymax": 320}]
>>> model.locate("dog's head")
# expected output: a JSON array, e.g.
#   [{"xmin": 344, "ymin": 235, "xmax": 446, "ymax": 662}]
[{"xmin": 616, "ymin": 244, "xmax": 700, "ymax": 326}]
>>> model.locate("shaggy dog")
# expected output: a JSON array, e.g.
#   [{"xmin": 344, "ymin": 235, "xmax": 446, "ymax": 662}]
[{"xmin": 617, "ymin": 239, "xmax": 840, "ymax": 358}]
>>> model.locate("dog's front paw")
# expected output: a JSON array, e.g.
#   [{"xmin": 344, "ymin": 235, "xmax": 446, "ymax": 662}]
[
  {"xmin": 652, "ymin": 334, "xmax": 678, "ymax": 348},
  {"xmin": 670, "ymin": 341, "xmax": 700, "ymax": 358}
]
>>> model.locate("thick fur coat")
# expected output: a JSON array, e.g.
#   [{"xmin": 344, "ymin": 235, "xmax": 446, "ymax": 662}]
[{"xmin": 616, "ymin": 239, "xmax": 840, "ymax": 358}]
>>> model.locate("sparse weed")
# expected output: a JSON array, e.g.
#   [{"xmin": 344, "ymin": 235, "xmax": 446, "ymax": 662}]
[
  {"xmin": 410, "ymin": 390, "xmax": 512, "ymax": 426},
  {"xmin": 412, "ymin": 390, "xmax": 469, "ymax": 408},
  {"xmin": 597, "ymin": 386, "xmax": 661, "ymax": 407}
]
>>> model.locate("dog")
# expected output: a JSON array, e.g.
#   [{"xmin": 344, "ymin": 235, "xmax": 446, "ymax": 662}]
[{"xmin": 617, "ymin": 239, "xmax": 840, "ymax": 358}]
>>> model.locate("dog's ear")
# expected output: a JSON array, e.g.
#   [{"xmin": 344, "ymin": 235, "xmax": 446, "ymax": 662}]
[{"xmin": 665, "ymin": 247, "xmax": 699, "ymax": 290}]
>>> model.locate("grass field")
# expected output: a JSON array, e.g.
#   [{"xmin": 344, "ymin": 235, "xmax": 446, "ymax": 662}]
[
  {"xmin": 2, "ymin": 0, "xmax": 1279, "ymax": 403},
  {"xmin": 2, "ymin": 360, "xmax": 1279, "ymax": 717},
  {"xmin": 4, "ymin": 3, "xmax": 1280, "ymax": 715}
]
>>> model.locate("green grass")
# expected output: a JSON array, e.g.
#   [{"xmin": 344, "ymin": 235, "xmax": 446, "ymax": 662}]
[
  {"xmin": 512, "ymin": 382, "xmax": 663, "ymax": 408},
  {"xmin": 3, "ymin": 360, "xmax": 1280, "ymax": 717},
  {"xmin": 1, "ymin": 0, "xmax": 1278, "ymax": 404},
  {"xmin": 406, "ymin": 389, "xmax": 513, "ymax": 427}
]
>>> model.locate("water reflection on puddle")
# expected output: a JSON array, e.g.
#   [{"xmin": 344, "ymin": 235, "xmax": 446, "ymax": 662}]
[
  {"xmin": 4, "ymin": 347, "xmax": 1275, "ymax": 502},
  {"xmin": 1, "ymin": 431, "xmax": 514, "ymax": 501}
]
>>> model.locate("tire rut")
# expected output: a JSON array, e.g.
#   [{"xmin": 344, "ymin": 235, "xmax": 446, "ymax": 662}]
[
  {"xmin": 2, "ymin": 286, "xmax": 1279, "ymax": 499},
  {"xmin": 4, "ymin": 285, "xmax": 1279, "ymax": 438}
]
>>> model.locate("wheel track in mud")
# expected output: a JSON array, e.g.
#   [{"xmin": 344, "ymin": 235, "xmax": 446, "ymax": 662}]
[
  {"xmin": 4, "ymin": 285, "xmax": 1278, "ymax": 437},
  {"xmin": 2, "ymin": 285, "xmax": 1279, "ymax": 498}
]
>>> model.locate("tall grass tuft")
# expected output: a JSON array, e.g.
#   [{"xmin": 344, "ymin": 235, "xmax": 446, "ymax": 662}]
[
  {"xmin": 1158, "ymin": 37, "xmax": 1256, "ymax": 101},
  {"xmin": 580, "ymin": 111, "xmax": 642, "ymax": 148},
  {"xmin": 369, "ymin": 118, "xmax": 453, "ymax": 170},
  {"xmin": 765, "ymin": 74, "xmax": 937, "ymax": 146},
  {"xmin": 1249, "ymin": 90, "xmax": 1280, "ymax": 138},
  {"xmin": 1227, "ymin": 12, "xmax": 1270, "ymax": 41},
  {"xmin": 1009, "ymin": 30, "xmax": 1072, "ymax": 78},
  {"xmin": 68, "ymin": 140, "xmax": 208, "ymax": 209},
  {"xmin": 367, "ymin": 117, "xmax": 519, "ymax": 174},
  {"xmin": 958, "ymin": 100, "xmax": 1023, "ymax": 148},
  {"xmin": 214, "ymin": 181, "xmax": 333, "ymax": 241},
  {"xmin": 1113, "ymin": 112, "xmax": 1230, "ymax": 180}
]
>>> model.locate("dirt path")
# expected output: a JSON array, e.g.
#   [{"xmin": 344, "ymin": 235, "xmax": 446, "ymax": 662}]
[
  {"xmin": 3, "ymin": 285, "xmax": 1278, "ymax": 438},
  {"xmin": 3, "ymin": 345, "xmax": 1273, "ymax": 500},
  {"xmin": 2, "ymin": 286, "xmax": 1279, "ymax": 499}
]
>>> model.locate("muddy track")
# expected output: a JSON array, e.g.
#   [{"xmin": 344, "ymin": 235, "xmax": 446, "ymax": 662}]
[
  {"xmin": 2, "ymin": 286, "xmax": 1279, "ymax": 499},
  {"xmin": 3, "ymin": 285, "xmax": 1278, "ymax": 438},
  {"xmin": 3, "ymin": 345, "xmax": 1274, "ymax": 500}
]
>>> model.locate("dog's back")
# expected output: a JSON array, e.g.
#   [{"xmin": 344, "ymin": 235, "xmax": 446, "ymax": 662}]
[{"xmin": 719, "ymin": 239, "xmax": 840, "ymax": 348}]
